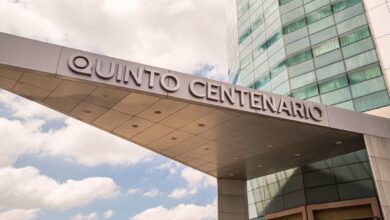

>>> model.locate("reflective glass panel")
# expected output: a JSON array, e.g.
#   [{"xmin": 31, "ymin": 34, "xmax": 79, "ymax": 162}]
[
  {"xmin": 312, "ymin": 38, "xmax": 340, "ymax": 57},
  {"xmin": 283, "ymin": 18, "xmax": 306, "ymax": 34},
  {"xmin": 306, "ymin": 5, "xmax": 332, "ymax": 24}
]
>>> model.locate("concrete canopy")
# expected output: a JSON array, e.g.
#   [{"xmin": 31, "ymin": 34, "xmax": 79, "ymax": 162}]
[{"xmin": 1, "ymin": 32, "xmax": 389, "ymax": 180}]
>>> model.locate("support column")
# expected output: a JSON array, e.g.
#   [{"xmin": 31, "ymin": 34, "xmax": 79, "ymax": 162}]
[
  {"xmin": 364, "ymin": 134, "xmax": 390, "ymax": 219},
  {"xmin": 218, "ymin": 178, "xmax": 249, "ymax": 220}
]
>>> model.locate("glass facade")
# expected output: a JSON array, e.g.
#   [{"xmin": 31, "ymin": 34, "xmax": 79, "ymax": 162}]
[
  {"xmin": 247, "ymin": 150, "xmax": 376, "ymax": 219},
  {"xmin": 227, "ymin": 0, "xmax": 390, "ymax": 112},
  {"xmin": 225, "ymin": 0, "xmax": 390, "ymax": 219}
]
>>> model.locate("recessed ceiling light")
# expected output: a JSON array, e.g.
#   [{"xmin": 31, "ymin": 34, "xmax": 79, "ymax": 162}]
[
  {"xmin": 198, "ymin": 123, "xmax": 205, "ymax": 127},
  {"xmin": 266, "ymin": 144, "xmax": 273, "ymax": 148},
  {"xmin": 154, "ymin": 110, "xmax": 162, "ymax": 115},
  {"xmin": 294, "ymin": 153, "xmax": 301, "ymax": 157},
  {"xmin": 228, "ymin": 173, "xmax": 235, "ymax": 177},
  {"xmin": 336, "ymin": 141, "xmax": 342, "ymax": 145},
  {"xmin": 84, "ymin": 109, "xmax": 92, "ymax": 114},
  {"xmin": 132, "ymin": 124, "xmax": 139, "ymax": 128}
]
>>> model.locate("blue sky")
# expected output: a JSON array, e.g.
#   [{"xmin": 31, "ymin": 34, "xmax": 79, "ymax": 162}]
[{"xmin": 0, "ymin": 0, "xmax": 228, "ymax": 219}]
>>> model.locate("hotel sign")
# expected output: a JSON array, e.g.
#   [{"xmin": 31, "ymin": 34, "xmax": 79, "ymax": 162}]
[{"xmin": 67, "ymin": 53, "xmax": 324, "ymax": 123}]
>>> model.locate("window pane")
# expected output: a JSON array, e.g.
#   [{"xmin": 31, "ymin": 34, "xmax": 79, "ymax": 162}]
[
  {"xmin": 334, "ymin": 100, "xmax": 355, "ymax": 111},
  {"xmin": 251, "ymin": 17, "xmax": 263, "ymax": 32},
  {"xmin": 288, "ymin": 60, "xmax": 315, "ymax": 78},
  {"xmin": 337, "ymin": 14, "xmax": 367, "ymax": 35},
  {"xmin": 314, "ymin": 49, "xmax": 343, "ymax": 68},
  {"xmin": 254, "ymin": 72, "xmax": 271, "ymax": 89},
  {"xmin": 344, "ymin": 50, "xmax": 378, "ymax": 71},
  {"xmin": 290, "ymin": 71, "xmax": 317, "ymax": 90},
  {"xmin": 319, "ymin": 74, "xmax": 349, "ymax": 94},
  {"xmin": 287, "ymin": 49, "xmax": 313, "ymax": 66},
  {"xmin": 306, "ymin": 5, "xmax": 332, "ymax": 24},
  {"xmin": 279, "ymin": 0, "xmax": 293, "ymax": 6},
  {"xmin": 342, "ymin": 37, "xmax": 374, "ymax": 58},
  {"xmin": 316, "ymin": 61, "xmax": 346, "ymax": 81},
  {"xmin": 312, "ymin": 38, "xmax": 340, "ymax": 57},
  {"xmin": 348, "ymin": 63, "xmax": 382, "ymax": 84},
  {"xmin": 291, "ymin": 84, "xmax": 319, "ymax": 99},
  {"xmin": 354, "ymin": 91, "xmax": 390, "ymax": 112},
  {"xmin": 239, "ymin": 28, "xmax": 252, "ymax": 44},
  {"xmin": 351, "ymin": 76, "xmax": 386, "ymax": 98},
  {"xmin": 321, "ymin": 87, "xmax": 352, "ymax": 105},
  {"xmin": 340, "ymin": 26, "xmax": 371, "ymax": 47},
  {"xmin": 270, "ymin": 61, "xmax": 287, "ymax": 78},
  {"xmin": 283, "ymin": 18, "xmax": 306, "ymax": 34},
  {"xmin": 332, "ymin": 0, "xmax": 362, "ymax": 13},
  {"xmin": 261, "ymin": 31, "xmax": 282, "ymax": 51}
]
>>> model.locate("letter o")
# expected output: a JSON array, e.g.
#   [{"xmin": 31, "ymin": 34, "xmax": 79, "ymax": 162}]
[
  {"xmin": 68, "ymin": 54, "xmax": 93, "ymax": 75},
  {"xmin": 160, "ymin": 73, "xmax": 180, "ymax": 92},
  {"xmin": 309, "ymin": 106, "xmax": 323, "ymax": 121}
]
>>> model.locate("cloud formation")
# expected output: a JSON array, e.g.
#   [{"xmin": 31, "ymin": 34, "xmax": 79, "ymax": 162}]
[
  {"xmin": 131, "ymin": 202, "xmax": 216, "ymax": 220},
  {"xmin": 0, "ymin": 209, "xmax": 39, "ymax": 220},
  {"xmin": 0, "ymin": 91, "xmax": 153, "ymax": 167},
  {"xmin": 0, "ymin": 0, "xmax": 228, "ymax": 78},
  {"xmin": 0, "ymin": 166, "xmax": 118, "ymax": 210},
  {"xmin": 168, "ymin": 167, "xmax": 216, "ymax": 199}
]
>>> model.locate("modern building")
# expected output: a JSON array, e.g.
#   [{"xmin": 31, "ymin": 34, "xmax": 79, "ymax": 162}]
[{"xmin": 225, "ymin": 0, "xmax": 390, "ymax": 219}]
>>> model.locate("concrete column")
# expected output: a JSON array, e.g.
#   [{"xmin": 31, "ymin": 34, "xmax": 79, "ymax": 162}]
[
  {"xmin": 364, "ymin": 134, "xmax": 390, "ymax": 219},
  {"xmin": 218, "ymin": 178, "xmax": 249, "ymax": 220}
]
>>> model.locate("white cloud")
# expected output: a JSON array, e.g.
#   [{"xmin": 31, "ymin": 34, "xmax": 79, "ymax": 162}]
[
  {"xmin": 127, "ymin": 188, "xmax": 140, "ymax": 195},
  {"xmin": 0, "ymin": 91, "xmax": 153, "ymax": 168},
  {"xmin": 103, "ymin": 209, "xmax": 114, "ymax": 219},
  {"xmin": 0, "ymin": 0, "xmax": 228, "ymax": 78},
  {"xmin": 142, "ymin": 188, "xmax": 160, "ymax": 198},
  {"xmin": 0, "ymin": 166, "xmax": 118, "ymax": 210},
  {"xmin": 0, "ymin": 90, "xmax": 64, "ymax": 120},
  {"xmin": 181, "ymin": 167, "xmax": 216, "ymax": 188},
  {"xmin": 70, "ymin": 212, "xmax": 98, "ymax": 220},
  {"xmin": 44, "ymin": 118, "xmax": 153, "ymax": 167},
  {"xmin": 155, "ymin": 161, "xmax": 182, "ymax": 175},
  {"xmin": 131, "ymin": 202, "xmax": 216, "ymax": 220},
  {"xmin": 167, "ymin": 167, "xmax": 216, "ymax": 199},
  {"xmin": 0, "ymin": 209, "xmax": 39, "ymax": 220},
  {"xmin": 168, "ymin": 188, "xmax": 197, "ymax": 199}
]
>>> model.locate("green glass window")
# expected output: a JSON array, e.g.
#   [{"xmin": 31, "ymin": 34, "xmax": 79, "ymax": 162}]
[
  {"xmin": 306, "ymin": 6, "xmax": 332, "ymax": 24},
  {"xmin": 238, "ymin": 2, "xmax": 250, "ymax": 18},
  {"xmin": 239, "ymin": 28, "xmax": 252, "ymax": 44},
  {"xmin": 340, "ymin": 26, "xmax": 371, "ymax": 46},
  {"xmin": 286, "ymin": 49, "xmax": 313, "ymax": 67},
  {"xmin": 255, "ymin": 73, "xmax": 271, "ymax": 89},
  {"xmin": 257, "ymin": 31, "xmax": 282, "ymax": 54},
  {"xmin": 348, "ymin": 64, "xmax": 382, "ymax": 84},
  {"xmin": 251, "ymin": 17, "xmax": 263, "ymax": 32},
  {"xmin": 332, "ymin": 0, "xmax": 362, "ymax": 13},
  {"xmin": 279, "ymin": 0, "xmax": 292, "ymax": 6},
  {"xmin": 290, "ymin": 84, "xmax": 319, "ymax": 99},
  {"xmin": 290, "ymin": 71, "xmax": 316, "ymax": 90},
  {"xmin": 321, "ymin": 87, "xmax": 352, "ymax": 105},
  {"xmin": 312, "ymin": 38, "xmax": 340, "ymax": 57},
  {"xmin": 354, "ymin": 91, "xmax": 390, "ymax": 112},
  {"xmin": 263, "ymin": 31, "xmax": 282, "ymax": 50},
  {"xmin": 270, "ymin": 61, "xmax": 287, "ymax": 78},
  {"xmin": 319, "ymin": 74, "xmax": 349, "ymax": 94},
  {"xmin": 351, "ymin": 76, "xmax": 386, "ymax": 98},
  {"xmin": 283, "ymin": 18, "xmax": 306, "ymax": 34}
]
